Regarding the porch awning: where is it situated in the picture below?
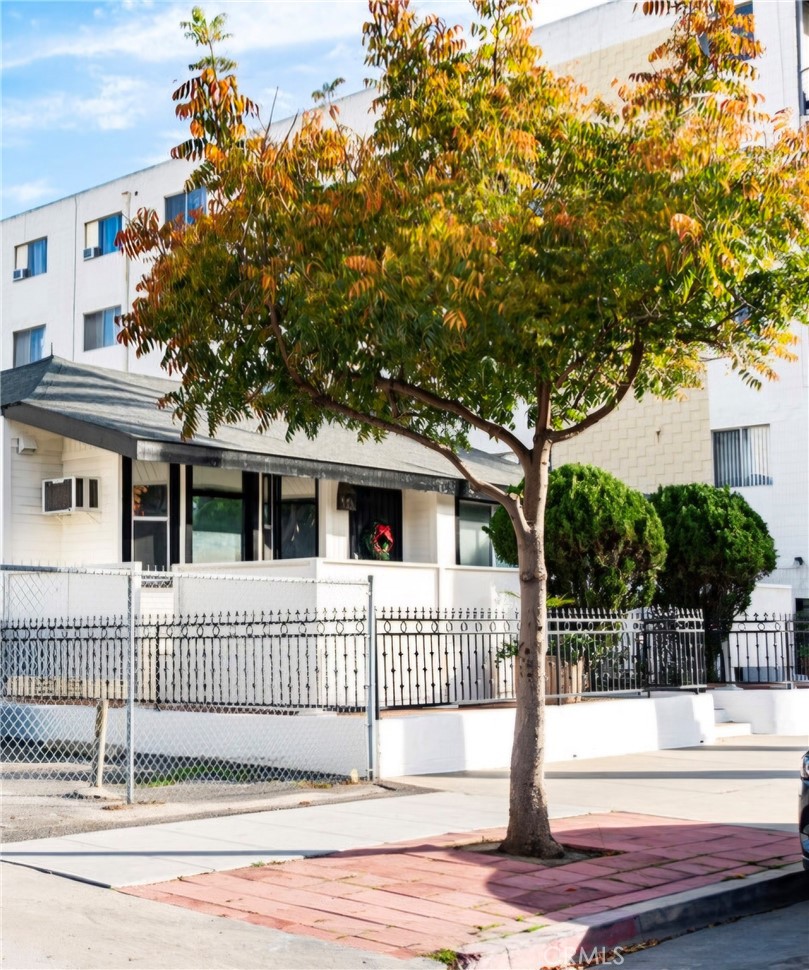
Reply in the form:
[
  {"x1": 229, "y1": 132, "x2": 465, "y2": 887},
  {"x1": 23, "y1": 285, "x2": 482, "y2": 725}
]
[{"x1": 1, "y1": 357, "x2": 522, "y2": 495}]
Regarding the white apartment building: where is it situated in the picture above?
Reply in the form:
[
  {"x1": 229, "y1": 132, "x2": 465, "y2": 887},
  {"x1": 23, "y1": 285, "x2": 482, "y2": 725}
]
[
  {"x1": 2, "y1": 1, "x2": 807, "y2": 610},
  {"x1": 544, "y1": 1, "x2": 809, "y2": 613}
]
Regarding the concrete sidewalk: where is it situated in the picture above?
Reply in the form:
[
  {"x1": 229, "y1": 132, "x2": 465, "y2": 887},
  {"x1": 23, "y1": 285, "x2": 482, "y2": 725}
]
[{"x1": 2, "y1": 737, "x2": 806, "y2": 968}]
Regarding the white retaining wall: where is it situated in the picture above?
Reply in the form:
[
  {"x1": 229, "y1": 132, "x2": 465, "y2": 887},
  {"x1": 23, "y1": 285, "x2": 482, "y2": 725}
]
[
  {"x1": 2, "y1": 568, "x2": 131, "y2": 620},
  {"x1": 1, "y1": 703, "x2": 368, "y2": 778},
  {"x1": 711, "y1": 687, "x2": 809, "y2": 736},
  {"x1": 13, "y1": 692, "x2": 804, "y2": 782},
  {"x1": 378, "y1": 694, "x2": 717, "y2": 776}
]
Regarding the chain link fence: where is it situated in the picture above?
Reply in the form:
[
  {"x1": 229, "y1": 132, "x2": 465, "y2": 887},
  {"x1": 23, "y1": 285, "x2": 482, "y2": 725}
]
[
  {"x1": 2, "y1": 565, "x2": 709, "y2": 806},
  {"x1": 1, "y1": 566, "x2": 373, "y2": 804}
]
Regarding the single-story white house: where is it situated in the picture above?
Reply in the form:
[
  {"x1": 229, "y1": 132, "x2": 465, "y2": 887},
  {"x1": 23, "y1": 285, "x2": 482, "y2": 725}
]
[{"x1": 1, "y1": 356, "x2": 522, "y2": 610}]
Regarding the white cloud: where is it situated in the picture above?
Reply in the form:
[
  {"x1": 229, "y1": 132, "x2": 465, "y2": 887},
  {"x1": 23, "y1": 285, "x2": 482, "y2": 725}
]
[
  {"x1": 2, "y1": 2, "x2": 371, "y2": 71},
  {"x1": 1, "y1": 1, "x2": 609, "y2": 76},
  {"x1": 3, "y1": 75, "x2": 155, "y2": 133},
  {"x1": 2, "y1": 177, "x2": 57, "y2": 207}
]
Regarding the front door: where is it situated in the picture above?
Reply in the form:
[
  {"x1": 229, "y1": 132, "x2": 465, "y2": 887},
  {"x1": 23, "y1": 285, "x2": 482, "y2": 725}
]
[{"x1": 349, "y1": 486, "x2": 403, "y2": 561}]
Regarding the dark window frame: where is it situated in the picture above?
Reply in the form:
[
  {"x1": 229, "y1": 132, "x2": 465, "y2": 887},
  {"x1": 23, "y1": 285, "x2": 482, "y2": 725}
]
[
  {"x1": 455, "y1": 496, "x2": 497, "y2": 567},
  {"x1": 347, "y1": 484, "x2": 402, "y2": 563},
  {"x1": 274, "y1": 476, "x2": 320, "y2": 560}
]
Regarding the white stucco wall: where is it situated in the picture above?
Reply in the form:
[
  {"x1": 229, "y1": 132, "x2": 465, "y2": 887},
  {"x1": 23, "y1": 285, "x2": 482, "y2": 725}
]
[
  {"x1": 2, "y1": 161, "x2": 197, "y2": 378},
  {"x1": 711, "y1": 687, "x2": 809, "y2": 736},
  {"x1": 708, "y1": 323, "x2": 809, "y2": 604},
  {"x1": 1, "y1": 693, "x2": 720, "y2": 782},
  {"x1": 378, "y1": 693, "x2": 717, "y2": 776},
  {"x1": 170, "y1": 558, "x2": 519, "y2": 614},
  {"x1": 747, "y1": 584, "x2": 795, "y2": 617}
]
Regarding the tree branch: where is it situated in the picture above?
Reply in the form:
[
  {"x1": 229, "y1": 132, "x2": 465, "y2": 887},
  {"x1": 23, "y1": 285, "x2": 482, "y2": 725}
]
[
  {"x1": 551, "y1": 339, "x2": 644, "y2": 442},
  {"x1": 266, "y1": 307, "x2": 512, "y2": 504},
  {"x1": 377, "y1": 376, "x2": 531, "y2": 465}
]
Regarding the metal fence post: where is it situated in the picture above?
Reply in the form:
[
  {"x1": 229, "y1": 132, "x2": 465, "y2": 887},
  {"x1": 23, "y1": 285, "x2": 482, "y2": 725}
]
[
  {"x1": 366, "y1": 575, "x2": 378, "y2": 781},
  {"x1": 125, "y1": 564, "x2": 141, "y2": 804}
]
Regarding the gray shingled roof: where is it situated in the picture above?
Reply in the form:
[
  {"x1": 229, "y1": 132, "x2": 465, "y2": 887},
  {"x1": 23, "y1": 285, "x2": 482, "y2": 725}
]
[{"x1": 1, "y1": 357, "x2": 521, "y2": 495}]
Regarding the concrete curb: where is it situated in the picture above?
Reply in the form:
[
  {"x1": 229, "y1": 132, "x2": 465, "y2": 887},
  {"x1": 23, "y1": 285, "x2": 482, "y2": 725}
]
[{"x1": 455, "y1": 864, "x2": 809, "y2": 969}]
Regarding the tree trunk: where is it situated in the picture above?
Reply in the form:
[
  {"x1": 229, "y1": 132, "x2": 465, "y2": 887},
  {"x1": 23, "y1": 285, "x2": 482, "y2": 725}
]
[{"x1": 499, "y1": 436, "x2": 564, "y2": 859}]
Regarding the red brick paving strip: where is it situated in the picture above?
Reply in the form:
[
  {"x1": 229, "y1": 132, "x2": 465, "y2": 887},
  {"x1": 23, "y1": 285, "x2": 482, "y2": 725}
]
[{"x1": 123, "y1": 813, "x2": 796, "y2": 961}]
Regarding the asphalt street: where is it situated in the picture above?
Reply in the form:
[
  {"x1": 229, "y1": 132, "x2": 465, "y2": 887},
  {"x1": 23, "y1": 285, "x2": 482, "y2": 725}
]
[{"x1": 616, "y1": 901, "x2": 809, "y2": 970}]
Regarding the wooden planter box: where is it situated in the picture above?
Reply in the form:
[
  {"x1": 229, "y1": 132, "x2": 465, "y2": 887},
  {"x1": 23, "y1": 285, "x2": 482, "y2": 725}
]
[
  {"x1": 494, "y1": 657, "x2": 586, "y2": 703},
  {"x1": 545, "y1": 657, "x2": 585, "y2": 703}
]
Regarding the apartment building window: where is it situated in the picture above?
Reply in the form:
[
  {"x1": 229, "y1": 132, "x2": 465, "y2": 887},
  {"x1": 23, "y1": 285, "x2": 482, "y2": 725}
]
[
  {"x1": 698, "y1": 3, "x2": 754, "y2": 60},
  {"x1": 84, "y1": 213, "x2": 122, "y2": 257},
  {"x1": 13, "y1": 326, "x2": 45, "y2": 366},
  {"x1": 13, "y1": 238, "x2": 47, "y2": 280},
  {"x1": 84, "y1": 306, "x2": 121, "y2": 351},
  {"x1": 733, "y1": 2, "x2": 754, "y2": 58},
  {"x1": 713, "y1": 425, "x2": 772, "y2": 487},
  {"x1": 165, "y1": 188, "x2": 206, "y2": 225}
]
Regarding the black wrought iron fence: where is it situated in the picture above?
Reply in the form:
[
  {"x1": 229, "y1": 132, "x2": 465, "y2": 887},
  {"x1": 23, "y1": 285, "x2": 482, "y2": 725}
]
[
  {"x1": 713, "y1": 613, "x2": 809, "y2": 685},
  {"x1": 3, "y1": 606, "x2": 708, "y2": 712},
  {"x1": 375, "y1": 606, "x2": 706, "y2": 708},
  {"x1": 641, "y1": 609, "x2": 706, "y2": 690},
  {"x1": 143, "y1": 611, "x2": 366, "y2": 710},
  {"x1": 1, "y1": 617, "x2": 130, "y2": 701},
  {"x1": 376, "y1": 608, "x2": 517, "y2": 708},
  {"x1": 2, "y1": 609, "x2": 367, "y2": 712}
]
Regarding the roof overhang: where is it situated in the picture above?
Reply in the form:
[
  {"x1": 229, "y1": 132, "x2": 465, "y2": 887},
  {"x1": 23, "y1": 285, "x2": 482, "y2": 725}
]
[{"x1": 1, "y1": 357, "x2": 520, "y2": 498}]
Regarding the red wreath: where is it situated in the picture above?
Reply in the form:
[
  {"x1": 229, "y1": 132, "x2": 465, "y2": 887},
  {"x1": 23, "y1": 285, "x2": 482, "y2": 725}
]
[{"x1": 364, "y1": 522, "x2": 394, "y2": 560}]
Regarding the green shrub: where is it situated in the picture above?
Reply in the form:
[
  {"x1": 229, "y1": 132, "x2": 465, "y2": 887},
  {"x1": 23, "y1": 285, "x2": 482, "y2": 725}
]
[
  {"x1": 650, "y1": 482, "x2": 776, "y2": 675},
  {"x1": 486, "y1": 464, "x2": 666, "y2": 611}
]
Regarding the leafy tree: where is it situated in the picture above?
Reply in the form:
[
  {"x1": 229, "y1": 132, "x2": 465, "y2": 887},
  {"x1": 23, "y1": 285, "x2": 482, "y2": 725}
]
[
  {"x1": 118, "y1": 1, "x2": 809, "y2": 856},
  {"x1": 487, "y1": 465, "x2": 666, "y2": 610},
  {"x1": 650, "y1": 483, "x2": 776, "y2": 677}
]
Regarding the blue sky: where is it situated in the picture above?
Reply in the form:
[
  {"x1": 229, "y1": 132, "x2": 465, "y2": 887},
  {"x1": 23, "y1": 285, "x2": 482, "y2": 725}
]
[{"x1": 1, "y1": 0, "x2": 609, "y2": 219}]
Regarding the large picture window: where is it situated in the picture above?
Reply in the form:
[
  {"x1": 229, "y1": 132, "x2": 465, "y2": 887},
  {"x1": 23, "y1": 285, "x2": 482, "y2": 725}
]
[
  {"x1": 189, "y1": 467, "x2": 244, "y2": 564},
  {"x1": 457, "y1": 499, "x2": 494, "y2": 567}
]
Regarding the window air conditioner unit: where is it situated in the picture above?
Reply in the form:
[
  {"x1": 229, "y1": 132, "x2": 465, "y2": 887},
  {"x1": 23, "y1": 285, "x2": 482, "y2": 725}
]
[
  {"x1": 42, "y1": 477, "x2": 100, "y2": 514},
  {"x1": 13, "y1": 268, "x2": 30, "y2": 281},
  {"x1": 83, "y1": 247, "x2": 102, "y2": 260}
]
